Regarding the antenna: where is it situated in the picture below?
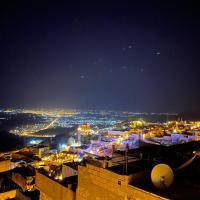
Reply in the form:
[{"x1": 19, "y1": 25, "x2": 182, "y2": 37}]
[
  {"x1": 151, "y1": 164, "x2": 174, "y2": 189},
  {"x1": 125, "y1": 144, "x2": 129, "y2": 174}
]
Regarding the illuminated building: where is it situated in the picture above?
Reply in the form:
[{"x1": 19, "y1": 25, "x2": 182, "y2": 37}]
[
  {"x1": 11, "y1": 166, "x2": 35, "y2": 192},
  {"x1": 77, "y1": 139, "x2": 200, "y2": 200},
  {"x1": 0, "y1": 171, "x2": 19, "y2": 200},
  {"x1": 193, "y1": 130, "x2": 200, "y2": 141},
  {"x1": 35, "y1": 169, "x2": 77, "y2": 200},
  {"x1": 31, "y1": 145, "x2": 50, "y2": 158},
  {"x1": 62, "y1": 162, "x2": 78, "y2": 178},
  {"x1": 78, "y1": 124, "x2": 93, "y2": 135},
  {"x1": 0, "y1": 168, "x2": 39, "y2": 200},
  {"x1": 0, "y1": 158, "x2": 15, "y2": 173},
  {"x1": 77, "y1": 164, "x2": 166, "y2": 200}
]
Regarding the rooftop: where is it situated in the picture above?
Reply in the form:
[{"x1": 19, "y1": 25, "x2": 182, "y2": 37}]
[
  {"x1": 37, "y1": 167, "x2": 78, "y2": 191},
  {"x1": 63, "y1": 161, "x2": 79, "y2": 170},
  {"x1": 128, "y1": 157, "x2": 200, "y2": 200},
  {"x1": 13, "y1": 166, "x2": 35, "y2": 178},
  {"x1": 107, "y1": 141, "x2": 200, "y2": 199},
  {"x1": 0, "y1": 171, "x2": 20, "y2": 193}
]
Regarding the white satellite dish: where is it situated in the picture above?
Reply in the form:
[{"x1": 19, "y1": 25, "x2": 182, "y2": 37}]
[{"x1": 151, "y1": 164, "x2": 174, "y2": 189}]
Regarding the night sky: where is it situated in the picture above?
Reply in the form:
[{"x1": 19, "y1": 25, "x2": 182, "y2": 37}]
[{"x1": 1, "y1": 1, "x2": 200, "y2": 113}]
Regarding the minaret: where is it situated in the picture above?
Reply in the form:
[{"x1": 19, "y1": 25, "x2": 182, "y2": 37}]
[{"x1": 77, "y1": 129, "x2": 81, "y2": 145}]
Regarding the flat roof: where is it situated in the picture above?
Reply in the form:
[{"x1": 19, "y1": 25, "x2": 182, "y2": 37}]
[
  {"x1": 129, "y1": 157, "x2": 200, "y2": 200},
  {"x1": 13, "y1": 166, "x2": 35, "y2": 177},
  {"x1": 107, "y1": 151, "x2": 200, "y2": 199},
  {"x1": 37, "y1": 168, "x2": 77, "y2": 190}
]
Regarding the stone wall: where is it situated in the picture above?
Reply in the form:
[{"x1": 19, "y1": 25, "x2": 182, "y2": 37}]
[
  {"x1": 77, "y1": 164, "x2": 168, "y2": 200},
  {"x1": 0, "y1": 190, "x2": 16, "y2": 200},
  {"x1": 35, "y1": 171, "x2": 75, "y2": 200}
]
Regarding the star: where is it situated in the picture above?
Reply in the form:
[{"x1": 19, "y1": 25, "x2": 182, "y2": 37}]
[
  {"x1": 128, "y1": 45, "x2": 132, "y2": 49},
  {"x1": 140, "y1": 68, "x2": 144, "y2": 73},
  {"x1": 122, "y1": 65, "x2": 127, "y2": 69},
  {"x1": 80, "y1": 75, "x2": 85, "y2": 79},
  {"x1": 122, "y1": 47, "x2": 126, "y2": 51}
]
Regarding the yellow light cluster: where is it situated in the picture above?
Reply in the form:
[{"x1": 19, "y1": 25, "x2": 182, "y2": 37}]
[
  {"x1": 129, "y1": 120, "x2": 145, "y2": 128},
  {"x1": 41, "y1": 152, "x2": 78, "y2": 165},
  {"x1": 23, "y1": 109, "x2": 79, "y2": 116}
]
